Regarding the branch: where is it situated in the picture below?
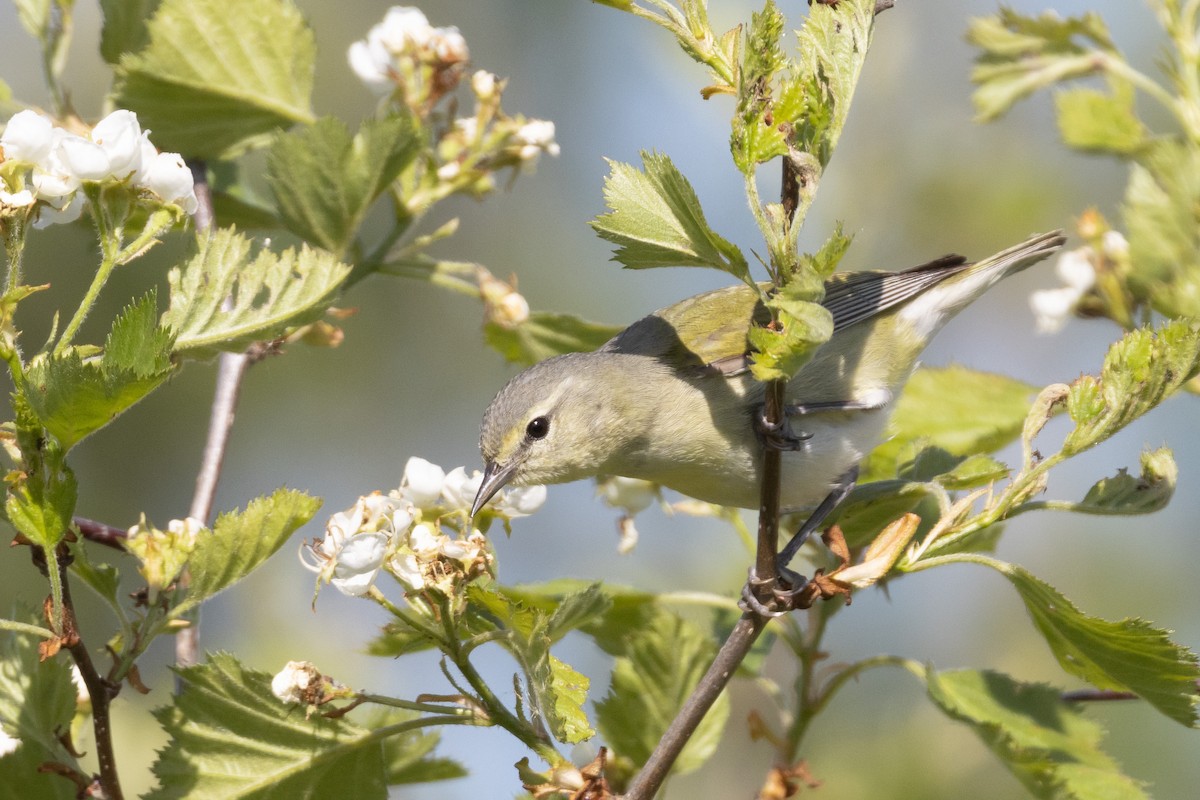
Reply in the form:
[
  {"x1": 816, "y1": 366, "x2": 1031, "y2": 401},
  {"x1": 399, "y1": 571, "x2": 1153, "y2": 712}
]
[
  {"x1": 175, "y1": 160, "x2": 252, "y2": 672},
  {"x1": 56, "y1": 548, "x2": 124, "y2": 800},
  {"x1": 73, "y1": 516, "x2": 128, "y2": 551}
]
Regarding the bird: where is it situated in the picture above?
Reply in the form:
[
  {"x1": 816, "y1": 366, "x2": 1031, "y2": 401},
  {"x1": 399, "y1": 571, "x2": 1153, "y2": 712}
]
[{"x1": 471, "y1": 231, "x2": 1065, "y2": 537}]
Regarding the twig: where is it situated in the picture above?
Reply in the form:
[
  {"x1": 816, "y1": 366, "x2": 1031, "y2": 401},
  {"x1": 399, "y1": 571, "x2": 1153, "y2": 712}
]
[
  {"x1": 623, "y1": 141, "x2": 804, "y2": 800},
  {"x1": 1060, "y1": 688, "x2": 1139, "y2": 703},
  {"x1": 175, "y1": 161, "x2": 251, "y2": 672},
  {"x1": 73, "y1": 516, "x2": 128, "y2": 551},
  {"x1": 624, "y1": 613, "x2": 769, "y2": 798},
  {"x1": 56, "y1": 549, "x2": 124, "y2": 800}
]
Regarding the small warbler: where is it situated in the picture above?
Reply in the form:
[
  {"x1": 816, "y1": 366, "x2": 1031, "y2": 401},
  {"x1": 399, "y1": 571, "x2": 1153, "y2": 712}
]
[{"x1": 471, "y1": 231, "x2": 1064, "y2": 520}]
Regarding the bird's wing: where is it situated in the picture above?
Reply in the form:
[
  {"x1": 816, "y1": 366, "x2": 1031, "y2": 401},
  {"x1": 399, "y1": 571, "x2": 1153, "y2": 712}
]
[{"x1": 604, "y1": 255, "x2": 972, "y2": 376}]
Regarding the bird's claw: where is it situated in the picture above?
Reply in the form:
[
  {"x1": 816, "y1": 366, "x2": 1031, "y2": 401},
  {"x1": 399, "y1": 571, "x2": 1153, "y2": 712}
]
[
  {"x1": 738, "y1": 565, "x2": 810, "y2": 617},
  {"x1": 755, "y1": 409, "x2": 811, "y2": 452}
]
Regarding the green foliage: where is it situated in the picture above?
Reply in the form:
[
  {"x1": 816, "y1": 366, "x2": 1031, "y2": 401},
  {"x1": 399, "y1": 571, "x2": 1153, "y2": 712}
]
[
  {"x1": 863, "y1": 365, "x2": 1037, "y2": 482},
  {"x1": 973, "y1": 558, "x2": 1200, "y2": 727},
  {"x1": 1055, "y1": 83, "x2": 1146, "y2": 155},
  {"x1": 968, "y1": 9, "x2": 1114, "y2": 122},
  {"x1": 1063, "y1": 320, "x2": 1200, "y2": 455},
  {"x1": 174, "y1": 489, "x2": 321, "y2": 617},
  {"x1": 484, "y1": 312, "x2": 622, "y2": 366},
  {"x1": 590, "y1": 152, "x2": 750, "y2": 282},
  {"x1": 22, "y1": 291, "x2": 175, "y2": 451},
  {"x1": 595, "y1": 610, "x2": 728, "y2": 775},
  {"x1": 149, "y1": 653, "x2": 442, "y2": 799},
  {"x1": 0, "y1": 616, "x2": 78, "y2": 800},
  {"x1": 163, "y1": 228, "x2": 351, "y2": 358},
  {"x1": 1067, "y1": 448, "x2": 1176, "y2": 516},
  {"x1": 925, "y1": 669, "x2": 1148, "y2": 799},
  {"x1": 1124, "y1": 142, "x2": 1200, "y2": 319},
  {"x1": 99, "y1": 0, "x2": 162, "y2": 63},
  {"x1": 4, "y1": 450, "x2": 76, "y2": 551},
  {"x1": 266, "y1": 115, "x2": 421, "y2": 257},
  {"x1": 115, "y1": 0, "x2": 316, "y2": 158}
]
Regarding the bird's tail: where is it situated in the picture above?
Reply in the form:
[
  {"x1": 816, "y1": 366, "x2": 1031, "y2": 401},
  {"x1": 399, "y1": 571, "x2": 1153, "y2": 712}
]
[{"x1": 896, "y1": 229, "x2": 1066, "y2": 340}]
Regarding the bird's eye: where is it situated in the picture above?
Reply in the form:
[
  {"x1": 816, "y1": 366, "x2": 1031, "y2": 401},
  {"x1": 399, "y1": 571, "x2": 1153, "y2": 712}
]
[{"x1": 525, "y1": 416, "x2": 550, "y2": 440}]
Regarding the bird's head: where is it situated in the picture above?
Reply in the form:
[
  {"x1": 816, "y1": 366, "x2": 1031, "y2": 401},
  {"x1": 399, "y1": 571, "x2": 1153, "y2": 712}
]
[{"x1": 472, "y1": 353, "x2": 640, "y2": 516}]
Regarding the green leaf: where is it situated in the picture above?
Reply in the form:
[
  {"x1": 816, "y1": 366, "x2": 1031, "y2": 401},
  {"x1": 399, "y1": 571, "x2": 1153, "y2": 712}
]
[
  {"x1": 149, "y1": 652, "x2": 389, "y2": 799},
  {"x1": 100, "y1": 0, "x2": 163, "y2": 63},
  {"x1": 484, "y1": 311, "x2": 622, "y2": 366},
  {"x1": 174, "y1": 489, "x2": 320, "y2": 616},
  {"x1": 365, "y1": 622, "x2": 437, "y2": 658},
  {"x1": 1063, "y1": 320, "x2": 1200, "y2": 455},
  {"x1": 790, "y1": 0, "x2": 875, "y2": 164},
  {"x1": 1066, "y1": 447, "x2": 1176, "y2": 515},
  {"x1": 0, "y1": 608, "x2": 78, "y2": 799},
  {"x1": 67, "y1": 537, "x2": 122, "y2": 608},
  {"x1": 545, "y1": 655, "x2": 594, "y2": 744},
  {"x1": 986, "y1": 558, "x2": 1200, "y2": 727},
  {"x1": 545, "y1": 582, "x2": 614, "y2": 641},
  {"x1": 1124, "y1": 141, "x2": 1200, "y2": 318},
  {"x1": 590, "y1": 152, "x2": 749, "y2": 280},
  {"x1": 834, "y1": 480, "x2": 936, "y2": 549},
  {"x1": 925, "y1": 668, "x2": 1149, "y2": 799},
  {"x1": 267, "y1": 115, "x2": 421, "y2": 257},
  {"x1": 863, "y1": 366, "x2": 1037, "y2": 481},
  {"x1": 164, "y1": 228, "x2": 351, "y2": 359},
  {"x1": 501, "y1": 579, "x2": 660, "y2": 656},
  {"x1": 114, "y1": 0, "x2": 316, "y2": 158},
  {"x1": 595, "y1": 611, "x2": 728, "y2": 774},
  {"x1": 968, "y1": 9, "x2": 1113, "y2": 122},
  {"x1": 1055, "y1": 83, "x2": 1145, "y2": 155},
  {"x1": 23, "y1": 294, "x2": 175, "y2": 450},
  {"x1": 5, "y1": 458, "x2": 76, "y2": 550}
]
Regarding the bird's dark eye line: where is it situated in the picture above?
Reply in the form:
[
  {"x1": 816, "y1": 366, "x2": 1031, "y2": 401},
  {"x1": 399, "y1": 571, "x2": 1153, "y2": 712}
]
[{"x1": 526, "y1": 416, "x2": 550, "y2": 440}]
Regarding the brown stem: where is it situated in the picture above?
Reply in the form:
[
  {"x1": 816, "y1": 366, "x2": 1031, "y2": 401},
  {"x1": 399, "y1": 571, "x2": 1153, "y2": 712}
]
[
  {"x1": 73, "y1": 516, "x2": 128, "y2": 551},
  {"x1": 57, "y1": 549, "x2": 124, "y2": 800},
  {"x1": 623, "y1": 144, "x2": 804, "y2": 800},
  {"x1": 1060, "y1": 689, "x2": 1139, "y2": 703},
  {"x1": 623, "y1": 614, "x2": 770, "y2": 799}
]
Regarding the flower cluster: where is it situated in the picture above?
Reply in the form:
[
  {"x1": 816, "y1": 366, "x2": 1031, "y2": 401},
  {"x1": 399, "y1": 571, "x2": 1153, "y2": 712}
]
[
  {"x1": 347, "y1": 6, "x2": 560, "y2": 193},
  {"x1": 348, "y1": 6, "x2": 469, "y2": 104},
  {"x1": 1031, "y1": 226, "x2": 1127, "y2": 334},
  {"x1": 0, "y1": 109, "x2": 198, "y2": 227},
  {"x1": 124, "y1": 515, "x2": 206, "y2": 590},
  {"x1": 596, "y1": 476, "x2": 661, "y2": 555},
  {"x1": 301, "y1": 457, "x2": 545, "y2": 599}
]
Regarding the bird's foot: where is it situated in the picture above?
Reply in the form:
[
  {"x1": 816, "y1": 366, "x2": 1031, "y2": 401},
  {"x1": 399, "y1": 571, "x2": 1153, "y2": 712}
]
[
  {"x1": 755, "y1": 407, "x2": 811, "y2": 451},
  {"x1": 738, "y1": 564, "x2": 810, "y2": 617}
]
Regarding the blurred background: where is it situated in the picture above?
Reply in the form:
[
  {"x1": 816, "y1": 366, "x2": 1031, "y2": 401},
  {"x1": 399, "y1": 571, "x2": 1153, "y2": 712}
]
[{"x1": 2, "y1": 1, "x2": 1196, "y2": 797}]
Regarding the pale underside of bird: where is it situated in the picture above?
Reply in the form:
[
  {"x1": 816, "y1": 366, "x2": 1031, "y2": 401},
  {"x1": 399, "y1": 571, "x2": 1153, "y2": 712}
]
[{"x1": 472, "y1": 231, "x2": 1065, "y2": 516}]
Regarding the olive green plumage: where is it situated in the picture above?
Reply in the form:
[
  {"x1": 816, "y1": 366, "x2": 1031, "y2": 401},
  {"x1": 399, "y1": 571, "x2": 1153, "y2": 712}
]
[{"x1": 472, "y1": 231, "x2": 1064, "y2": 513}]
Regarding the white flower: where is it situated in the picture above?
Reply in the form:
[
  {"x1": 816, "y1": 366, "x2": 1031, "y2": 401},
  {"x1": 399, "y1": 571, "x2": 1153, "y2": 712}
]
[
  {"x1": 514, "y1": 119, "x2": 560, "y2": 161},
  {"x1": 1031, "y1": 247, "x2": 1096, "y2": 334},
  {"x1": 454, "y1": 116, "x2": 479, "y2": 142},
  {"x1": 90, "y1": 110, "x2": 144, "y2": 179},
  {"x1": 0, "y1": 722, "x2": 19, "y2": 758},
  {"x1": 30, "y1": 128, "x2": 81, "y2": 201},
  {"x1": 0, "y1": 189, "x2": 35, "y2": 208},
  {"x1": 390, "y1": 552, "x2": 425, "y2": 590},
  {"x1": 442, "y1": 466, "x2": 484, "y2": 511},
  {"x1": 166, "y1": 516, "x2": 205, "y2": 546},
  {"x1": 348, "y1": 39, "x2": 394, "y2": 91},
  {"x1": 138, "y1": 150, "x2": 197, "y2": 213},
  {"x1": 597, "y1": 476, "x2": 658, "y2": 515},
  {"x1": 408, "y1": 522, "x2": 444, "y2": 558},
  {"x1": 271, "y1": 660, "x2": 321, "y2": 704},
  {"x1": 1101, "y1": 230, "x2": 1129, "y2": 259},
  {"x1": 471, "y1": 70, "x2": 497, "y2": 100},
  {"x1": 431, "y1": 26, "x2": 468, "y2": 63},
  {"x1": 33, "y1": 192, "x2": 84, "y2": 229},
  {"x1": 495, "y1": 484, "x2": 546, "y2": 517},
  {"x1": 391, "y1": 503, "x2": 415, "y2": 534},
  {"x1": 0, "y1": 110, "x2": 55, "y2": 163},
  {"x1": 436, "y1": 161, "x2": 461, "y2": 181},
  {"x1": 375, "y1": 6, "x2": 433, "y2": 51},
  {"x1": 616, "y1": 515, "x2": 639, "y2": 556},
  {"x1": 330, "y1": 531, "x2": 389, "y2": 596},
  {"x1": 400, "y1": 456, "x2": 446, "y2": 508}
]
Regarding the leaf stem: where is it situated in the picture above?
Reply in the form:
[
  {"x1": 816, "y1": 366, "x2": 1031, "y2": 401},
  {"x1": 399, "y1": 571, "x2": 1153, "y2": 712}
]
[
  {"x1": 0, "y1": 618, "x2": 57, "y2": 638},
  {"x1": 54, "y1": 249, "x2": 117, "y2": 355}
]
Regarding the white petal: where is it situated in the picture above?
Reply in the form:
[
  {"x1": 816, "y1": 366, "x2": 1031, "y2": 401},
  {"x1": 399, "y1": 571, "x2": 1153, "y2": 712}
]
[
  {"x1": 442, "y1": 466, "x2": 484, "y2": 511},
  {"x1": 91, "y1": 110, "x2": 144, "y2": 178},
  {"x1": 348, "y1": 40, "x2": 393, "y2": 90},
  {"x1": 401, "y1": 456, "x2": 446, "y2": 508},
  {"x1": 1054, "y1": 248, "x2": 1097, "y2": 292},
  {"x1": 390, "y1": 552, "x2": 425, "y2": 591},
  {"x1": 408, "y1": 522, "x2": 443, "y2": 558},
  {"x1": 58, "y1": 134, "x2": 111, "y2": 181},
  {"x1": 0, "y1": 110, "x2": 55, "y2": 163},
  {"x1": 0, "y1": 189, "x2": 35, "y2": 208},
  {"x1": 32, "y1": 192, "x2": 84, "y2": 229},
  {"x1": 376, "y1": 6, "x2": 432, "y2": 50},
  {"x1": 597, "y1": 476, "x2": 657, "y2": 514},
  {"x1": 1030, "y1": 287, "x2": 1081, "y2": 334},
  {"x1": 140, "y1": 151, "x2": 196, "y2": 210},
  {"x1": 497, "y1": 484, "x2": 546, "y2": 517}
]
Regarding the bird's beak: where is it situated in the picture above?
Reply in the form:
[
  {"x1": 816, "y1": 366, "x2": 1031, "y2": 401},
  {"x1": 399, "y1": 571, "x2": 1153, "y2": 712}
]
[{"x1": 471, "y1": 459, "x2": 518, "y2": 518}]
